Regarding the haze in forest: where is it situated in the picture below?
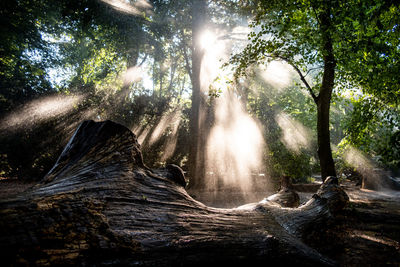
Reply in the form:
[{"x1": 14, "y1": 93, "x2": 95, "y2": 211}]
[{"x1": 0, "y1": 0, "x2": 399, "y2": 206}]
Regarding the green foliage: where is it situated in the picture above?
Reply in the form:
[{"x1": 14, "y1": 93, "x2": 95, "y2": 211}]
[
  {"x1": 232, "y1": 0, "x2": 400, "y2": 96},
  {"x1": 245, "y1": 79, "x2": 319, "y2": 182},
  {"x1": 0, "y1": 0, "x2": 193, "y2": 179},
  {"x1": 335, "y1": 1, "x2": 400, "y2": 104},
  {"x1": 0, "y1": 0, "x2": 55, "y2": 113},
  {"x1": 230, "y1": 0, "x2": 400, "y2": 180},
  {"x1": 343, "y1": 96, "x2": 400, "y2": 171},
  {"x1": 231, "y1": 0, "x2": 324, "y2": 85}
]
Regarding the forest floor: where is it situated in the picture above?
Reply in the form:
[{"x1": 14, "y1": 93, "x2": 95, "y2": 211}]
[
  {"x1": 311, "y1": 180, "x2": 400, "y2": 266},
  {"x1": 1, "y1": 178, "x2": 399, "y2": 266}
]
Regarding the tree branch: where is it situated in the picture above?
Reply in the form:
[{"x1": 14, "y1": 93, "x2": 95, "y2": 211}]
[
  {"x1": 273, "y1": 55, "x2": 319, "y2": 103},
  {"x1": 305, "y1": 66, "x2": 323, "y2": 77},
  {"x1": 138, "y1": 53, "x2": 148, "y2": 67}
]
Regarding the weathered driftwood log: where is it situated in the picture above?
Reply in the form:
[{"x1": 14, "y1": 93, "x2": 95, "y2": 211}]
[{"x1": 0, "y1": 120, "x2": 348, "y2": 266}]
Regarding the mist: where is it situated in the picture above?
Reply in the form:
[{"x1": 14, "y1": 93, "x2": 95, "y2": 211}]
[{"x1": 1, "y1": 0, "x2": 398, "y2": 205}]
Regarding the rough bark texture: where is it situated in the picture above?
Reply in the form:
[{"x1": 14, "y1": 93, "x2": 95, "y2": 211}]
[
  {"x1": 0, "y1": 120, "x2": 348, "y2": 266},
  {"x1": 188, "y1": 0, "x2": 207, "y2": 188},
  {"x1": 266, "y1": 176, "x2": 300, "y2": 208},
  {"x1": 316, "y1": 6, "x2": 337, "y2": 181}
]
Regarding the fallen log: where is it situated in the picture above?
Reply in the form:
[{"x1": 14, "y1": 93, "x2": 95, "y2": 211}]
[
  {"x1": 0, "y1": 120, "x2": 348, "y2": 266},
  {"x1": 265, "y1": 175, "x2": 300, "y2": 208}
]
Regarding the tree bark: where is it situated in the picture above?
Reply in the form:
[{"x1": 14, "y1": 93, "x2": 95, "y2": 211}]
[
  {"x1": 188, "y1": 0, "x2": 208, "y2": 188},
  {"x1": 316, "y1": 6, "x2": 337, "y2": 181},
  {"x1": 266, "y1": 176, "x2": 300, "y2": 208},
  {"x1": 0, "y1": 120, "x2": 348, "y2": 266}
]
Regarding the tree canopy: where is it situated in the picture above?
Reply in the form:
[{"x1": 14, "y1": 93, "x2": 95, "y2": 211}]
[
  {"x1": 230, "y1": 0, "x2": 400, "y2": 179},
  {"x1": 0, "y1": 0, "x2": 399, "y2": 185}
]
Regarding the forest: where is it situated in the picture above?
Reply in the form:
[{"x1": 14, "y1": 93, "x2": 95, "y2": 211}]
[{"x1": 0, "y1": 0, "x2": 399, "y2": 266}]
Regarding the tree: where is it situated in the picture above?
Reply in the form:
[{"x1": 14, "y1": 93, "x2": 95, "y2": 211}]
[
  {"x1": 187, "y1": 0, "x2": 208, "y2": 188},
  {"x1": 0, "y1": 0, "x2": 192, "y2": 178},
  {"x1": 231, "y1": 0, "x2": 400, "y2": 181},
  {"x1": 180, "y1": 0, "x2": 251, "y2": 187},
  {"x1": 246, "y1": 82, "x2": 319, "y2": 182},
  {"x1": 0, "y1": 0, "x2": 55, "y2": 113},
  {"x1": 0, "y1": 0, "x2": 148, "y2": 178}
]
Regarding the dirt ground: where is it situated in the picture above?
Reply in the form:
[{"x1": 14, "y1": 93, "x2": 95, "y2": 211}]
[
  {"x1": 309, "y1": 180, "x2": 400, "y2": 266},
  {"x1": 1, "y1": 178, "x2": 399, "y2": 266},
  {"x1": 189, "y1": 180, "x2": 400, "y2": 266}
]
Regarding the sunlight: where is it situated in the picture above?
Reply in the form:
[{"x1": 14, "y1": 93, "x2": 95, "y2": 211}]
[
  {"x1": 205, "y1": 91, "x2": 267, "y2": 193},
  {"x1": 132, "y1": 125, "x2": 144, "y2": 136},
  {"x1": 343, "y1": 147, "x2": 373, "y2": 176},
  {"x1": 149, "y1": 113, "x2": 171, "y2": 146},
  {"x1": 275, "y1": 112, "x2": 313, "y2": 153},
  {"x1": 259, "y1": 61, "x2": 294, "y2": 90},
  {"x1": 161, "y1": 111, "x2": 182, "y2": 161},
  {"x1": 122, "y1": 66, "x2": 143, "y2": 86},
  {"x1": 137, "y1": 125, "x2": 151, "y2": 145},
  {"x1": 133, "y1": 110, "x2": 182, "y2": 162},
  {"x1": 231, "y1": 25, "x2": 251, "y2": 39},
  {"x1": 148, "y1": 110, "x2": 181, "y2": 146},
  {"x1": 195, "y1": 26, "x2": 270, "y2": 196},
  {"x1": 199, "y1": 28, "x2": 230, "y2": 94},
  {"x1": 199, "y1": 30, "x2": 217, "y2": 51},
  {"x1": 343, "y1": 146, "x2": 386, "y2": 190},
  {"x1": 352, "y1": 231, "x2": 398, "y2": 247},
  {"x1": 99, "y1": 0, "x2": 152, "y2": 16},
  {"x1": 0, "y1": 94, "x2": 83, "y2": 131}
]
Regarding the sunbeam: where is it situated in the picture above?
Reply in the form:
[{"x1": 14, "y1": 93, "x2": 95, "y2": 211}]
[
  {"x1": 258, "y1": 61, "x2": 294, "y2": 90},
  {"x1": 0, "y1": 94, "x2": 83, "y2": 132},
  {"x1": 205, "y1": 91, "x2": 266, "y2": 194},
  {"x1": 199, "y1": 28, "x2": 228, "y2": 94},
  {"x1": 199, "y1": 30, "x2": 217, "y2": 50},
  {"x1": 148, "y1": 110, "x2": 181, "y2": 146},
  {"x1": 160, "y1": 111, "x2": 182, "y2": 161},
  {"x1": 194, "y1": 26, "x2": 270, "y2": 198},
  {"x1": 275, "y1": 112, "x2": 313, "y2": 153},
  {"x1": 122, "y1": 66, "x2": 144, "y2": 86},
  {"x1": 99, "y1": 0, "x2": 152, "y2": 16},
  {"x1": 343, "y1": 146, "x2": 390, "y2": 190}
]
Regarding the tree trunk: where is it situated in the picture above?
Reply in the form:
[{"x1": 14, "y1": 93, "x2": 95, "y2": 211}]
[
  {"x1": 0, "y1": 120, "x2": 349, "y2": 266},
  {"x1": 317, "y1": 92, "x2": 336, "y2": 181},
  {"x1": 188, "y1": 0, "x2": 207, "y2": 188},
  {"x1": 317, "y1": 6, "x2": 337, "y2": 182}
]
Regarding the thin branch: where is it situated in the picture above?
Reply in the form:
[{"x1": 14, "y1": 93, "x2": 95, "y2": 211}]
[
  {"x1": 138, "y1": 54, "x2": 148, "y2": 67},
  {"x1": 293, "y1": 65, "x2": 319, "y2": 103},
  {"x1": 305, "y1": 66, "x2": 323, "y2": 77},
  {"x1": 273, "y1": 54, "x2": 318, "y2": 103},
  {"x1": 311, "y1": 6, "x2": 321, "y2": 28}
]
